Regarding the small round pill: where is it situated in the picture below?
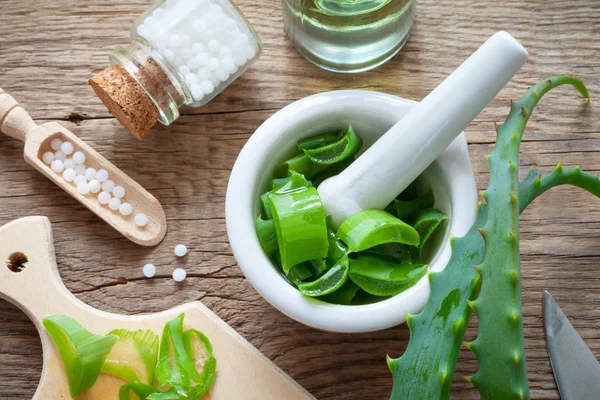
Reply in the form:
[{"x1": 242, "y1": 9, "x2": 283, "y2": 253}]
[
  {"x1": 54, "y1": 150, "x2": 66, "y2": 162},
  {"x1": 108, "y1": 197, "x2": 121, "y2": 210},
  {"x1": 77, "y1": 182, "x2": 90, "y2": 195},
  {"x1": 113, "y1": 186, "x2": 125, "y2": 199},
  {"x1": 84, "y1": 168, "x2": 97, "y2": 180},
  {"x1": 73, "y1": 151, "x2": 86, "y2": 164},
  {"x1": 196, "y1": 52, "x2": 209, "y2": 65},
  {"x1": 185, "y1": 72, "x2": 197, "y2": 84},
  {"x1": 143, "y1": 263, "x2": 156, "y2": 278},
  {"x1": 221, "y1": 57, "x2": 235, "y2": 72},
  {"x1": 219, "y1": 46, "x2": 232, "y2": 58},
  {"x1": 50, "y1": 138, "x2": 63, "y2": 151},
  {"x1": 214, "y1": 68, "x2": 229, "y2": 82},
  {"x1": 173, "y1": 268, "x2": 186, "y2": 282},
  {"x1": 190, "y1": 84, "x2": 204, "y2": 100},
  {"x1": 98, "y1": 192, "x2": 111, "y2": 205},
  {"x1": 88, "y1": 179, "x2": 101, "y2": 193},
  {"x1": 174, "y1": 244, "x2": 188, "y2": 257},
  {"x1": 135, "y1": 213, "x2": 148, "y2": 227},
  {"x1": 192, "y1": 42, "x2": 204, "y2": 53},
  {"x1": 207, "y1": 57, "x2": 220, "y2": 71},
  {"x1": 63, "y1": 168, "x2": 76, "y2": 182},
  {"x1": 42, "y1": 152, "x2": 55, "y2": 165},
  {"x1": 180, "y1": 47, "x2": 193, "y2": 60},
  {"x1": 102, "y1": 180, "x2": 115, "y2": 193},
  {"x1": 200, "y1": 80, "x2": 214, "y2": 95},
  {"x1": 96, "y1": 169, "x2": 109, "y2": 182},
  {"x1": 179, "y1": 65, "x2": 190, "y2": 75},
  {"x1": 51, "y1": 160, "x2": 64, "y2": 173},
  {"x1": 61, "y1": 141, "x2": 74, "y2": 155},
  {"x1": 119, "y1": 202, "x2": 133, "y2": 216},
  {"x1": 74, "y1": 175, "x2": 87, "y2": 186},
  {"x1": 75, "y1": 164, "x2": 86, "y2": 176},
  {"x1": 63, "y1": 158, "x2": 75, "y2": 170}
]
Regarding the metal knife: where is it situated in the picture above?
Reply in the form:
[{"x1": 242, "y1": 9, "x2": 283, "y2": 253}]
[{"x1": 543, "y1": 291, "x2": 600, "y2": 399}]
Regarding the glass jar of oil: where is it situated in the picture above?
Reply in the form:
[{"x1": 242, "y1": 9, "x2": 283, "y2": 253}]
[{"x1": 283, "y1": 0, "x2": 415, "y2": 73}]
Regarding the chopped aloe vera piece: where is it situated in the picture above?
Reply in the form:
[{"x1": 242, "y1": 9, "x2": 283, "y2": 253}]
[
  {"x1": 305, "y1": 258, "x2": 329, "y2": 277},
  {"x1": 269, "y1": 187, "x2": 328, "y2": 273},
  {"x1": 301, "y1": 125, "x2": 363, "y2": 165},
  {"x1": 297, "y1": 257, "x2": 349, "y2": 297},
  {"x1": 260, "y1": 192, "x2": 273, "y2": 219},
  {"x1": 287, "y1": 263, "x2": 313, "y2": 284},
  {"x1": 348, "y1": 255, "x2": 428, "y2": 296},
  {"x1": 101, "y1": 328, "x2": 159, "y2": 385},
  {"x1": 321, "y1": 280, "x2": 361, "y2": 305},
  {"x1": 361, "y1": 243, "x2": 413, "y2": 264},
  {"x1": 255, "y1": 217, "x2": 278, "y2": 255},
  {"x1": 147, "y1": 388, "x2": 180, "y2": 399},
  {"x1": 297, "y1": 129, "x2": 345, "y2": 150},
  {"x1": 273, "y1": 154, "x2": 327, "y2": 179},
  {"x1": 411, "y1": 208, "x2": 448, "y2": 258},
  {"x1": 393, "y1": 187, "x2": 434, "y2": 222},
  {"x1": 271, "y1": 170, "x2": 311, "y2": 194},
  {"x1": 155, "y1": 314, "x2": 201, "y2": 396},
  {"x1": 119, "y1": 381, "x2": 160, "y2": 400},
  {"x1": 42, "y1": 315, "x2": 118, "y2": 397},
  {"x1": 337, "y1": 209, "x2": 420, "y2": 252},
  {"x1": 183, "y1": 329, "x2": 217, "y2": 398},
  {"x1": 312, "y1": 157, "x2": 355, "y2": 187}
]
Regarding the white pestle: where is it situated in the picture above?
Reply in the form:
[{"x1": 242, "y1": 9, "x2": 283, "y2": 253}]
[{"x1": 318, "y1": 31, "x2": 529, "y2": 227}]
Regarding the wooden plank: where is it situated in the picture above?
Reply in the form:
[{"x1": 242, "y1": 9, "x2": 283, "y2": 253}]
[{"x1": 0, "y1": 0, "x2": 599, "y2": 399}]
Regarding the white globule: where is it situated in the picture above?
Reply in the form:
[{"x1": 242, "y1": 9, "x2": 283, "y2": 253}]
[
  {"x1": 54, "y1": 150, "x2": 66, "y2": 162},
  {"x1": 173, "y1": 268, "x2": 187, "y2": 282},
  {"x1": 75, "y1": 164, "x2": 86, "y2": 176},
  {"x1": 51, "y1": 160, "x2": 64, "y2": 173},
  {"x1": 63, "y1": 158, "x2": 75, "y2": 170},
  {"x1": 84, "y1": 168, "x2": 97, "y2": 180},
  {"x1": 135, "y1": 213, "x2": 148, "y2": 227},
  {"x1": 73, "y1": 151, "x2": 86, "y2": 164},
  {"x1": 174, "y1": 244, "x2": 188, "y2": 257},
  {"x1": 50, "y1": 138, "x2": 63, "y2": 151},
  {"x1": 74, "y1": 175, "x2": 87, "y2": 186},
  {"x1": 102, "y1": 180, "x2": 115, "y2": 193},
  {"x1": 143, "y1": 263, "x2": 156, "y2": 278},
  {"x1": 88, "y1": 179, "x2": 101, "y2": 193},
  {"x1": 119, "y1": 202, "x2": 133, "y2": 216},
  {"x1": 200, "y1": 80, "x2": 214, "y2": 95},
  {"x1": 96, "y1": 169, "x2": 109, "y2": 182},
  {"x1": 136, "y1": 0, "x2": 259, "y2": 102},
  {"x1": 42, "y1": 152, "x2": 55, "y2": 165},
  {"x1": 113, "y1": 186, "x2": 126, "y2": 199},
  {"x1": 77, "y1": 182, "x2": 90, "y2": 195},
  {"x1": 109, "y1": 197, "x2": 121, "y2": 210},
  {"x1": 63, "y1": 168, "x2": 76, "y2": 182},
  {"x1": 61, "y1": 141, "x2": 74, "y2": 155},
  {"x1": 98, "y1": 192, "x2": 111, "y2": 205}
]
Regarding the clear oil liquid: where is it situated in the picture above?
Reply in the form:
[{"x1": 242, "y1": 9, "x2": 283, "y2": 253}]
[{"x1": 283, "y1": 0, "x2": 415, "y2": 72}]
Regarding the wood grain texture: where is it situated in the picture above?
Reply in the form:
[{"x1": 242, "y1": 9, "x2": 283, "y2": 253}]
[{"x1": 0, "y1": 0, "x2": 599, "y2": 399}]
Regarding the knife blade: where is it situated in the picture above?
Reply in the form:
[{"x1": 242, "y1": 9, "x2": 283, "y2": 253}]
[{"x1": 543, "y1": 291, "x2": 600, "y2": 400}]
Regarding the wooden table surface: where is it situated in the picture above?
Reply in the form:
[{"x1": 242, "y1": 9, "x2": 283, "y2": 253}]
[{"x1": 1, "y1": 0, "x2": 599, "y2": 398}]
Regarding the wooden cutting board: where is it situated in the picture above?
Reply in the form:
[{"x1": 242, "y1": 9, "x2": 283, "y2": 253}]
[{"x1": 0, "y1": 216, "x2": 314, "y2": 400}]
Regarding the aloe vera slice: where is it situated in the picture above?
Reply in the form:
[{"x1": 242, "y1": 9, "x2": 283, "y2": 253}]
[
  {"x1": 327, "y1": 225, "x2": 348, "y2": 265},
  {"x1": 269, "y1": 187, "x2": 328, "y2": 273},
  {"x1": 312, "y1": 157, "x2": 355, "y2": 188},
  {"x1": 273, "y1": 154, "x2": 328, "y2": 179},
  {"x1": 101, "y1": 328, "x2": 159, "y2": 385},
  {"x1": 337, "y1": 209, "x2": 420, "y2": 252},
  {"x1": 321, "y1": 280, "x2": 361, "y2": 305},
  {"x1": 361, "y1": 243, "x2": 413, "y2": 264},
  {"x1": 155, "y1": 314, "x2": 201, "y2": 396},
  {"x1": 411, "y1": 208, "x2": 448, "y2": 259},
  {"x1": 119, "y1": 381, "x2": 160, "y2": 400},
  {"x1": 183, "y1": 329, "x2": 217, "y2": 398},
  {"x1": 297, "y1": 129, "x2": 345, "y2": 150},
  {"x1": 301, "y1": 125, "x2": 363, "y2": 165},
  {"x1": 297, "y1": 257, "x2": 349, "y2": 297},
  {"x1": 42, "y1": 315, "x2": 118, "y2": 397},
  {"x1": 393, "y1": 188, "x2": 434, "y2": 222},
  {"x1": 255, "y1": 217, "x2": 278, "y2": 255},
  {"x1": 262, "y1": 171, "x2": 312, "y2": 220},
  {"x1": 305, "y1": 258, "x2": 329, "y2": 277},
  {"x1": 348, "y1": 255, "x2": 428, "y2": 296}
]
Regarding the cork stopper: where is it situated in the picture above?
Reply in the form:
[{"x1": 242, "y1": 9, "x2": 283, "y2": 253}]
[{"x1": 89, "y1": 65, "x2": 159, "y2": 139}]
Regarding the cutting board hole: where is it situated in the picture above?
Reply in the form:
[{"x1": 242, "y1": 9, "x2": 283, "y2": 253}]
[{"x1": 6, "y1": 252, "x2": 28, "y2": 273}]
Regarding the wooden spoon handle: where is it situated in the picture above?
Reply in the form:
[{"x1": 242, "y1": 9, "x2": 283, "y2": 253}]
[{"x1": 0, "y1": 87, "x2": 38, "y2": 142}]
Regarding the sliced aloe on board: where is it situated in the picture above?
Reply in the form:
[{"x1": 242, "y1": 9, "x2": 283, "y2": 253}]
[
  {"x1": 42, "y1": 315, "x2": 118, "y2": 397},
  {"x1": 101, "y1": 328, "x2": 159, "y2": 385}
]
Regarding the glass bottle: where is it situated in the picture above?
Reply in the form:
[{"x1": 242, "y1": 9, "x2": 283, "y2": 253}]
[{"x1": 90, "y1": 0, "x2": 262, "y2": 139}]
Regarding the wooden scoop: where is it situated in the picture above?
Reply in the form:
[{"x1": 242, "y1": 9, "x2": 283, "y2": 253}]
[
  {"x1": 0, "y1": 88, "x2": 166, "y2": 246},
  {"x1": 0, "y1": 216, "x2": 314, "y2": 399}
]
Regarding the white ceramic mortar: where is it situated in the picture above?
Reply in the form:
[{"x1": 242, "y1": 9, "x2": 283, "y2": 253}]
[{"x1": 225, "y1": 90, "x2": 478, "y2": 333}]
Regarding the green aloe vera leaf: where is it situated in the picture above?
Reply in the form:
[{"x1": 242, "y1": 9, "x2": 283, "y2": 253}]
[
  {"x1": 101, "y1": 328, "x2": 159, "y2": 385},
  {"x1": 273, "y1": 154, "x2": 327, "y2": 179},
  {"x1": 306, "y1": 258, "x2": 329, "y2": 277},
  {"x1": 411, "y1": 208, "x2": 448, "y2": 259},
  {"x1": 466, "y1": 77, "x2": 588, "y2": 400},
  {"x1": 42, "y1": 315, "x2": 118, "y2": 397},
  {"x1": 389, "y1": 162, "x2": 600, "y2": 400},
  {"x1": 255, "y1": 217, "x2": 278, "y2": 255},
  {"x1": 312, "y1": 157, "x2": 355, "y2": 188},
  {"x1": 297, "y1": 257, "x2": 349, "y2": 297},
  {"x1": 146, "y1": 388, "x2": 180, "y2": 399},
  {"x1": 260, "y1": 192, "x2": 273, "y2": 219},
  {"x1": 320, "y1": 280, "x2": 361, "y2": 305},
  {"x1": 327, "y1": 225, "x2": 348, "y2": 265},
  {"x1": 271, "y1": 170, "x2": 312, "y2": 194},
  {"x1": 287, "y1": 263, "x2": 314, "y2": 284},
  {"x1": 394, "y1": 188, "x2": 434, "y2": 222},
  {"x1": 183, "y1": 329, "x2": 217, "y2": 397},
  {"x1": 348, "y1": 254, "x2": 427, "y2": 296},
  {"x1": 297, "y1": 129, "x2": 345, "y2": 150},
  {"x1": 119, "y1": 382, "x2": 160, "y2": 400},
  {"x1": 155, "y1": 314, "x2": 201, "y2": 396},
  {"x1": 337, "y1": 209, "x2": 420, "y2": 252},
  {"x1": 361, "y1": 243, "x2": 413, "y2": 264},
  {"x1": 301, "y1": 125, "x2": 363, "y2": 165},
  {"x1": 269, "y1": 187, "x2": 329, "y2": 273}
]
